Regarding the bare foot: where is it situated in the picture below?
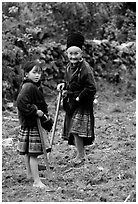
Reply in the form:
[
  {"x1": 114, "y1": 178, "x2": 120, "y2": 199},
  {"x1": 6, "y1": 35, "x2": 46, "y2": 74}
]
[
  {"x1": 26, "y1": 174, "x2": 33, "y2": 180},
  {"x1": 33, "y1": 182, "x2": 54, "y2": 191},
  {"x1": 70, "y1": 157, "x2": 85, "y2": 166},
  {"x1": 72, "y1": 157, "x2": 85, "y2": 163}
]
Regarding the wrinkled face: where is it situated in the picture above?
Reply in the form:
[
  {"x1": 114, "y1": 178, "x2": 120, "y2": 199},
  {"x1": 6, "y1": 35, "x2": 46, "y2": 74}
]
[
  {"x1": 26, "y1": 66, "x2": 41, "y2": 83},
  {"x1": 66, "y1": 46, "x2": 82, "y2": 64}
]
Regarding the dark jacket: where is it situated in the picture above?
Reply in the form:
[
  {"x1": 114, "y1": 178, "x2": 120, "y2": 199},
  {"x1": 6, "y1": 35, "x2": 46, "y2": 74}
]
[
  {"x1": 63, "y1": 60, "x2": 96, "y2": 114},
  {"x1": 17, "y1": 79, "x2": 48, "y2": 127}
]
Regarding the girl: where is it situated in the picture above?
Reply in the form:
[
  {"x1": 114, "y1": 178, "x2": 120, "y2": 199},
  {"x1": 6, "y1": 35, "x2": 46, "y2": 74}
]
[
  {"x1": 17, "y1": 61, "x2": 52, "y2": 190},
  {"x1": 57, "y1": 32, "x2": 96, "y2": 165}
]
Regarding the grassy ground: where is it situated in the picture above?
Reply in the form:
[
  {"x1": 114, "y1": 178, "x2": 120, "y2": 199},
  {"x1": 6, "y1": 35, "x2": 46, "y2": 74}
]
[{"x1": 2, "y1": 81, "x2": 136, "y2": 202}]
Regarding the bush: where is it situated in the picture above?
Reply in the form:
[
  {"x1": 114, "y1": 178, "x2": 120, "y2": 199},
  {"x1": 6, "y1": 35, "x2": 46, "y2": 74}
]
[
  {"x1": 2, "y1": 2, "x2": 136, "y2": 105},
  {"x1": 2, "y1": 38, "x2": 136, "y2": 103}
]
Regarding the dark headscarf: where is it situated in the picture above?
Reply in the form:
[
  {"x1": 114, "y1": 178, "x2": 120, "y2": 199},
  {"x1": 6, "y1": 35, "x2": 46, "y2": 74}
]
[{"x1": 67, "y1": 32, "x2": 84, "y2": 49}]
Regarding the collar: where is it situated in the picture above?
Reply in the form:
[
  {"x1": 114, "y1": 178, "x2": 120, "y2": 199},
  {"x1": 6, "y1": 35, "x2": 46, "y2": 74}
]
[
  {"x1": 70, "y1": 59, "x2": 83, "y2": 70},
  {"x1": 23, "y1": 78, "x2": 41, "y2": 87}
]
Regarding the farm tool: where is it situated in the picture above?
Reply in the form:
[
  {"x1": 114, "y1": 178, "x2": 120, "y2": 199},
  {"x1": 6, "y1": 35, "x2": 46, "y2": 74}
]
[
  {"x1": 37, "y1": 90, "x2": 62, "y2": 172},
  {"x1": 50, "y1": 89, "x2": 62, "y2": 150}
]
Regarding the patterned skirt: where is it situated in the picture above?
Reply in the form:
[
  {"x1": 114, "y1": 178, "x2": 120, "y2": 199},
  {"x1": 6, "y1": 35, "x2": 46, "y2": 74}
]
[
  {"x1": 17, "y1": 126, "x2": 43, "y2": 156},
  {"x1": 63, "y1": 107, "x2": 95, "y2": 146},
  {"x1": 71, "y1": 110, "x2": 93, "y2": 137}
]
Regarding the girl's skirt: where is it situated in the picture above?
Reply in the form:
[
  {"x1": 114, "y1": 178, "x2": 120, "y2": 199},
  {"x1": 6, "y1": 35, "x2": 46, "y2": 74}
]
[{"x1": 17, "y1": 126, "x2": 43, "y2": 156}]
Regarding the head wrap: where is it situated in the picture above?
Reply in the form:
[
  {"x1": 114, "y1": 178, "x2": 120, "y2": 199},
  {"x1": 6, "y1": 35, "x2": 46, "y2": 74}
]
[{"x1": 67, "y1": 32, "x2": 84, "y2": 49}]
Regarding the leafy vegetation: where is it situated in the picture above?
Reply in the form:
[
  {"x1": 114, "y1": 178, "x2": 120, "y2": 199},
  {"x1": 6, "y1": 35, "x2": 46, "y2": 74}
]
[{"x1": 2, "y1": 2, "x2": 136, "y2": 104}]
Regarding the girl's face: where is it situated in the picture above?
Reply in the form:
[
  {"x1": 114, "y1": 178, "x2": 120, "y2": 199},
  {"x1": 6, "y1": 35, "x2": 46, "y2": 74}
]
[
  {"x1": 66, "y1": 46, "x2": 82, "y2": 64},
  {"x1": 26, "y1": 66, "x2": 41, "y2": 83}
]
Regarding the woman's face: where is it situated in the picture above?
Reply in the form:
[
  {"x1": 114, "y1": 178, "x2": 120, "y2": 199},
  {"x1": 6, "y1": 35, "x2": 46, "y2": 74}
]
[
  {"x1": 26, "y1": 66, "x2": 41, "y2": 83},
  {"x1": 66, "y1": 46, "x2": 82, "y2": 64}
]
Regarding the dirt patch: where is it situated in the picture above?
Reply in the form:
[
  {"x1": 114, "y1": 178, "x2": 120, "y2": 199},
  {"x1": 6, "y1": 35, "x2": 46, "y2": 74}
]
[{"x1": 2, "y1": 84, "x2": 136, "y2": 202}]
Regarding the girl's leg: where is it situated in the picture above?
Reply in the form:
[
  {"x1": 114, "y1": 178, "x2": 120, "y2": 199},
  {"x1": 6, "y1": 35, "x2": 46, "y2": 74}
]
[
  {"x1": 30, "y1": 156, "x2": 46, "y2": 187},
  {"x1": 74, "y1": 134, "x2": 85, "y2": 161},
  {"x1": 24, "y1": 154, "x2": 32, "y2": 179}
]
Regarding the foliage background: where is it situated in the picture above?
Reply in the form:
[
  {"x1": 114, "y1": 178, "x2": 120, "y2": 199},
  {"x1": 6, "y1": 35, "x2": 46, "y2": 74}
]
[{"x1": 2, "y1": 2, "x2": 136, "y2": 105}]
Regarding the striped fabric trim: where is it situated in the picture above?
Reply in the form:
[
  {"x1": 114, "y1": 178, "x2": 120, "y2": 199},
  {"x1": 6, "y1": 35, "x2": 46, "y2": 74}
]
[
  {"x1": 71, "y1": 111, "x2": 92, "y2": 138},
  {"x1": 17, "y1": 127, "x2": 43, "y2": 155}
]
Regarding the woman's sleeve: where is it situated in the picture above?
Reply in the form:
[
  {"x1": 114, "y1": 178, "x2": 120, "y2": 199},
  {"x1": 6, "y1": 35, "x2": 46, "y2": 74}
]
[
  {"x1": 17, "y1": 87, "x2": 37, "y2": 117},
  {"x1": 78, "y1": 67, "x2": 96, "y2": 102}
]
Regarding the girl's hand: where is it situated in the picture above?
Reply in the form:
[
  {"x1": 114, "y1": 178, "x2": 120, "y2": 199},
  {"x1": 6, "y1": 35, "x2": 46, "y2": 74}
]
[
  {"x1": 62, "y1": 90, "x2": 67, "y2": 97},
  {"x1": 76, "y1": 97, "x2": 79, "y2": 101},
  {"x1": 57, "y1": 83, "x2": 65, "y2": 91},
  {"x1": 36, "y1": 110, "x2": 44, "y2": 117}
]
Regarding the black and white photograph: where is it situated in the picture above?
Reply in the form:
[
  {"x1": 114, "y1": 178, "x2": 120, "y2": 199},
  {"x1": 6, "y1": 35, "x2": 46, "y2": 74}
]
[{"x1": 2, "y1": 1, "x2": 136, "y2": 202}]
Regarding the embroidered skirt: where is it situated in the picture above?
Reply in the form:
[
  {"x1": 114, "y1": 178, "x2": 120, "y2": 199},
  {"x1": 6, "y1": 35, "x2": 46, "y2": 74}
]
[
  {"x1": 62, "y1": 107, "x2": 95, "y2": 146},
  {"x1": 17, "y1": 126, "x2": 43, "y2": 156}
]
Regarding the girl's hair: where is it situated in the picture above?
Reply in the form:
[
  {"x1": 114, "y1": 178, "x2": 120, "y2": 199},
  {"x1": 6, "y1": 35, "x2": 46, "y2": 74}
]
[{"x1": 23, "y1": 61, "x2": 40, "y2": 73}]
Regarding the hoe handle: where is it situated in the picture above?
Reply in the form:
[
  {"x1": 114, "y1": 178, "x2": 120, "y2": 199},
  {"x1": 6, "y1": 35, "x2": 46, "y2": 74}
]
[
  {"x1": 50, "y1": 90, "x2": 62, "y2": 149},
  {"x1": 37, "y1": 118, "x2": 50, "y2": 172}
]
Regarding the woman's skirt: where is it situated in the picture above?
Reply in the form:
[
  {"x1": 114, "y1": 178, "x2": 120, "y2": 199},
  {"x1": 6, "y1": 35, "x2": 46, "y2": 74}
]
[
  {"x1": 17, "y1": 126, "x2": 43, "y2": 156},
  {"x1": 62, "y1": 107, "x2": 95, "y2": 146}
]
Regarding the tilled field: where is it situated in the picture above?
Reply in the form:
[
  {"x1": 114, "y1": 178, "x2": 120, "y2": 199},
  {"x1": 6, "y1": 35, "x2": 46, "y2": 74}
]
[{"x1": 2, "y1": 85, "x2": 136, "y2": 202}]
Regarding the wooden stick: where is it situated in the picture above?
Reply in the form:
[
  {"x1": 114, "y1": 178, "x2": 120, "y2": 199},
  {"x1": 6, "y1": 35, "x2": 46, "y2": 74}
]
[
  {"x1": 124, "y1": 194, "x2": 131, "y2": 202},
  {"x1": 37, "y1": 118, "x2": 50, "y2": 173},
  {"x1": 50, "y1": 90, "x2": 62, "y2": 149},
  {"x1": 124, "y1": 191, "x2": 134, "y2": 202}
]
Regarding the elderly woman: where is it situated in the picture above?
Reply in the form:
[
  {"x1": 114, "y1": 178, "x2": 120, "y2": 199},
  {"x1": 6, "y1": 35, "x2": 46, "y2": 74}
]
[{"x1": 58, "y1": 32, "x2": 96, "y2": 165}]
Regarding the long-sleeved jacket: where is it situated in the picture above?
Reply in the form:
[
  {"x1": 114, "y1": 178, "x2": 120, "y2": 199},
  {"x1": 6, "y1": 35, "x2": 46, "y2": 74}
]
[
  {"x1": 63, "y1": 60, "x2": 96, "y2": 114},
  {"x1": 17, "y1": 79, "x2": 48, "y2": 127}
]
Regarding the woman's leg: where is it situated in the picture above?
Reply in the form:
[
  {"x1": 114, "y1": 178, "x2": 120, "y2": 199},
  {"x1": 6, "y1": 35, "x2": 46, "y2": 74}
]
[
  {"x1": 24, "y1": 154, "x2": 32, "y2": 179},
  {"x1": 74, "y1": 134, "x2": 85, "y2": 161}
]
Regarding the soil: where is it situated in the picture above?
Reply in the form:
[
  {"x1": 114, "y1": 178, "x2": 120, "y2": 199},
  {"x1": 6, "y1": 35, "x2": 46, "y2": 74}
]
[{"x1": 2, "y1": 81, "x2": 136, "y2": 202}]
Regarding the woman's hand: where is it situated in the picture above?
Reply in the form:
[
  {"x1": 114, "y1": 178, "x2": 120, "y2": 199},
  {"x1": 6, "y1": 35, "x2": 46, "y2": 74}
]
[
  {"x1": 57, "y1": 83, "x2": 65, "y2": 91},
  {"x1": 36, "y1": 110, "x2": 44, "y2": 117}
]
